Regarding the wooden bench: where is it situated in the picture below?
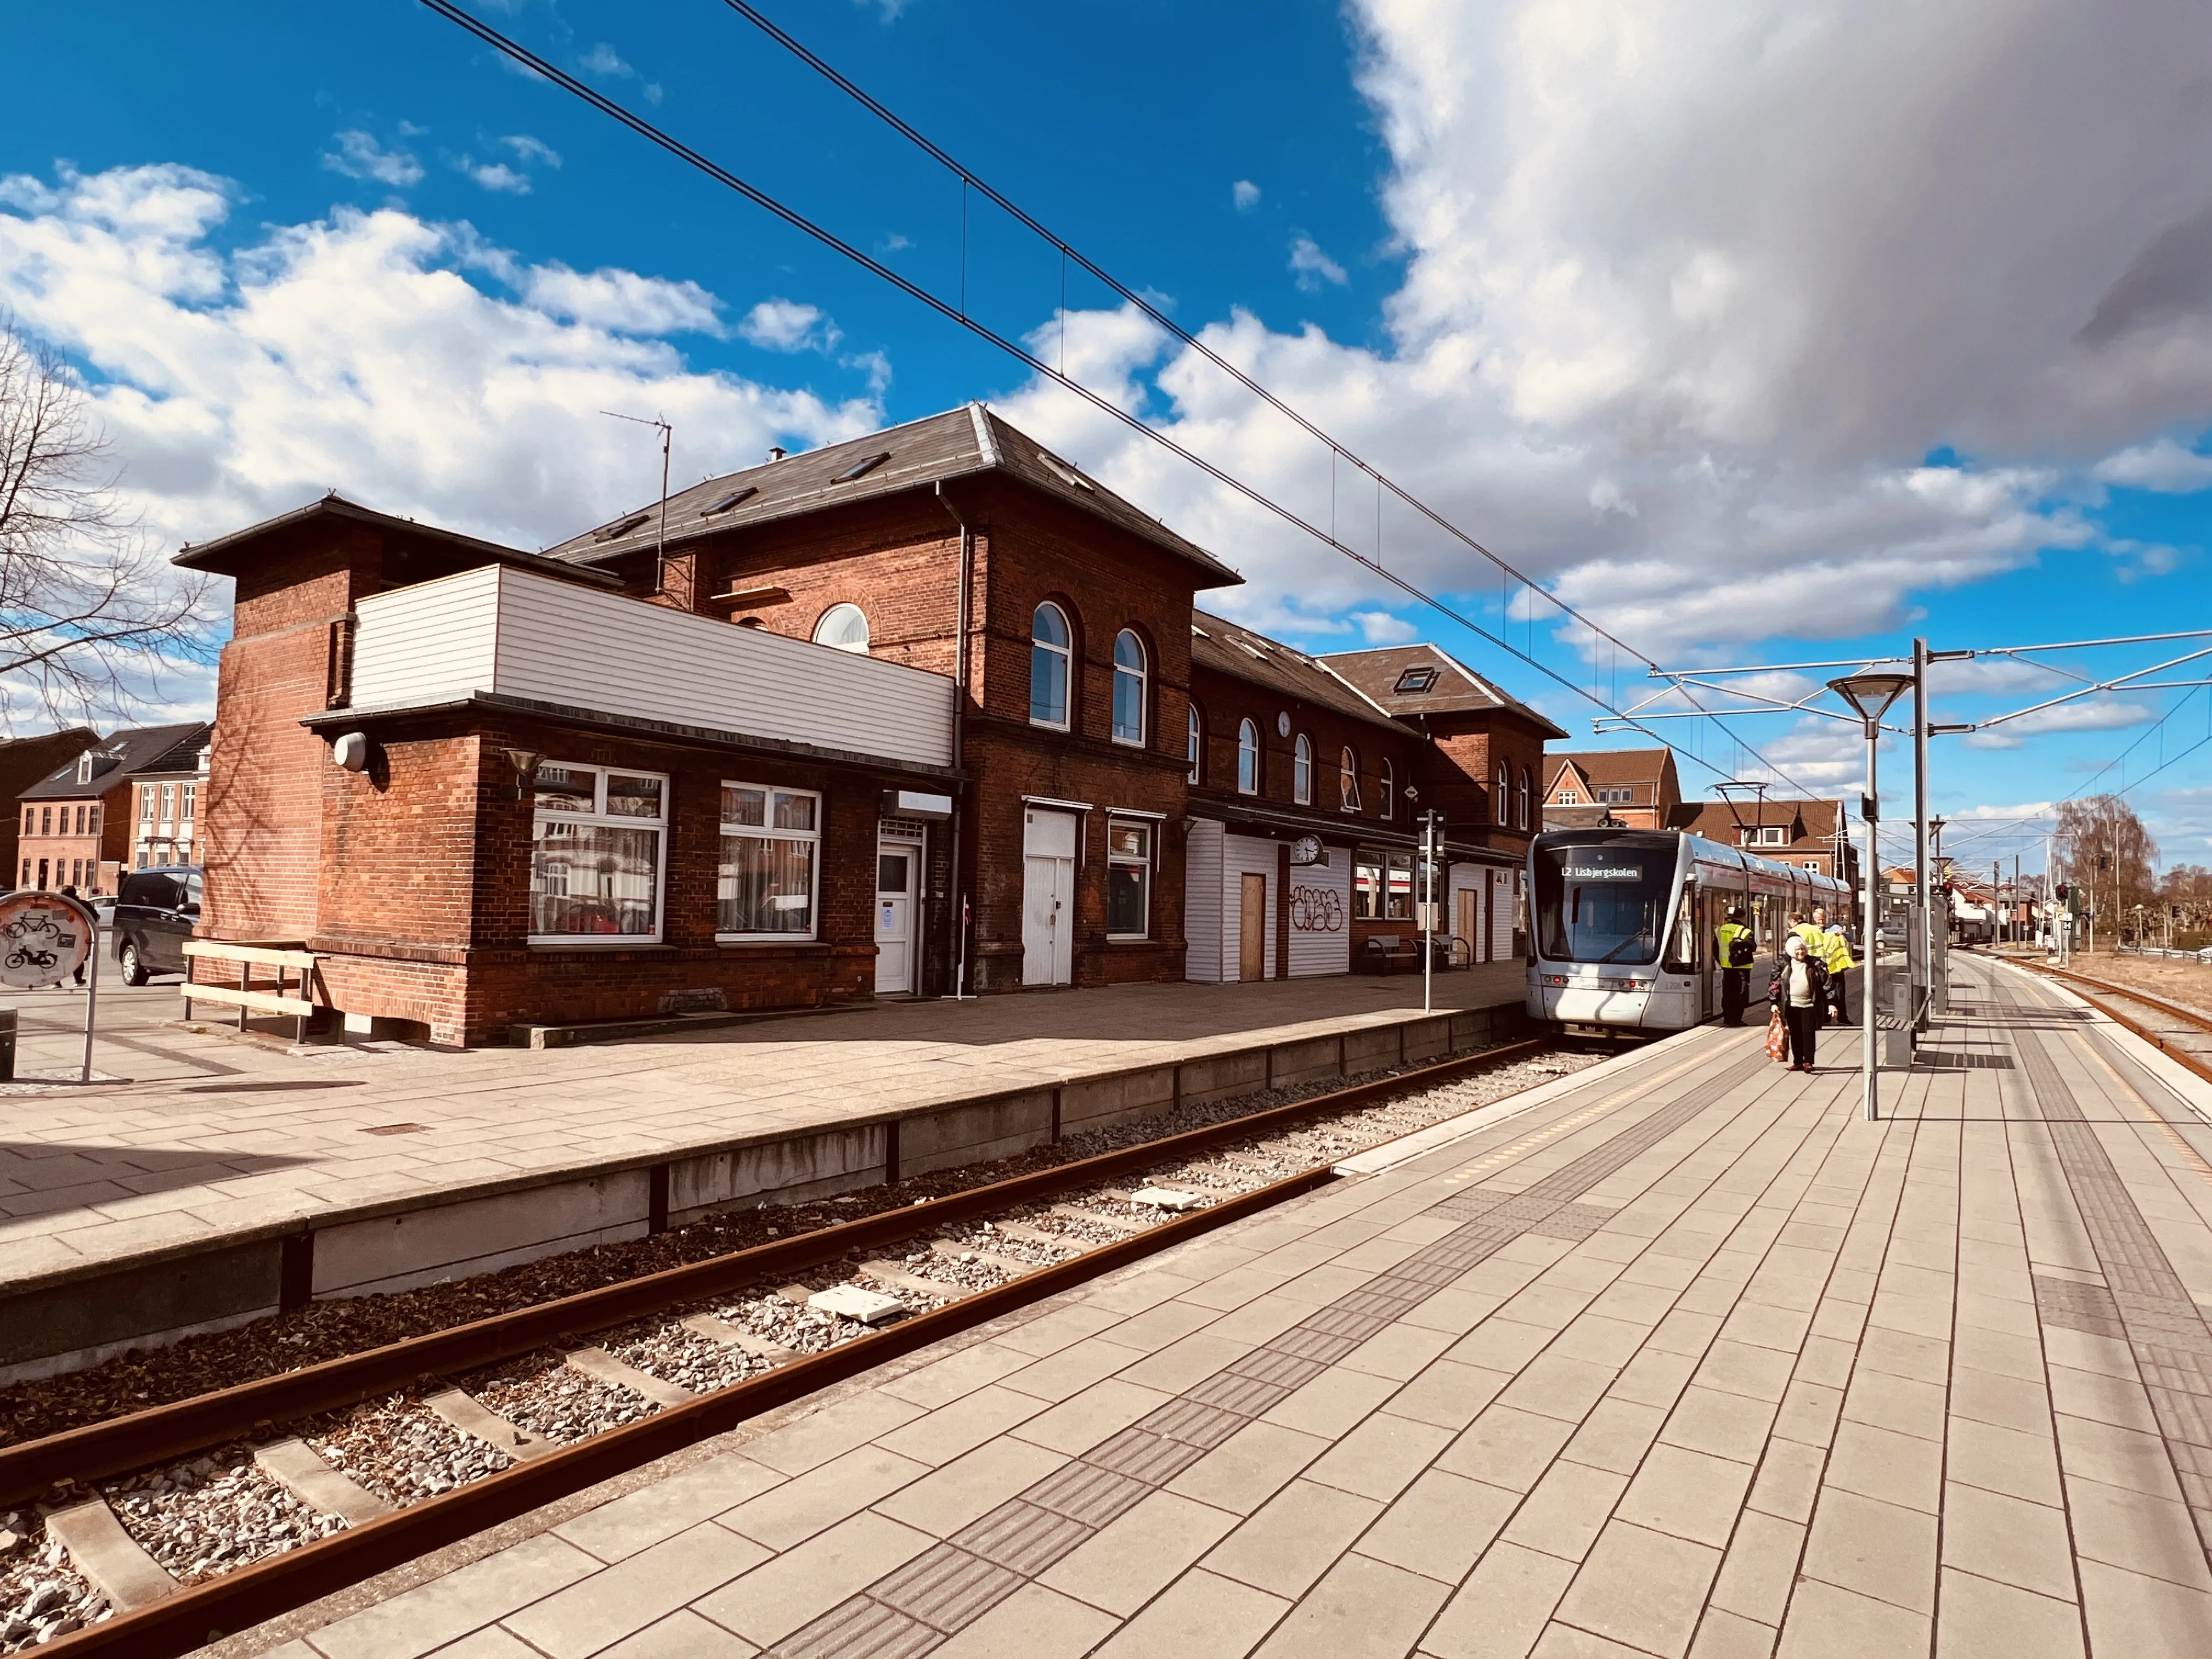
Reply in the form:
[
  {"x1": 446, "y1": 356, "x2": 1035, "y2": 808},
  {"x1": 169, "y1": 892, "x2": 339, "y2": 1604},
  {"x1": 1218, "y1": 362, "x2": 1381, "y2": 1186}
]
[{"x1": 182, "y1": 941, "x2": 322, "y2": 1042}]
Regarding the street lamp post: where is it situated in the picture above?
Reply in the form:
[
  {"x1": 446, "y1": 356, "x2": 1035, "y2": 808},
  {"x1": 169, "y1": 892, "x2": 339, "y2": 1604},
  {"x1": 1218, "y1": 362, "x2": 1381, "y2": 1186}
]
[{"x1": 1830, "y1": 672, "x2": 1914, "y2": 1122}]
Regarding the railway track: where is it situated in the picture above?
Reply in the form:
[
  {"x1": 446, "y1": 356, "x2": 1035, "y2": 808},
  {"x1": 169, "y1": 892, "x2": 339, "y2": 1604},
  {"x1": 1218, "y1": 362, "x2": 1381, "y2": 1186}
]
[
  {"x1": 0, "y1": 1036, "x2": 1589, "y2": 1657},
  {"x1": 2001, "y1": 955, "x2": 2212, "y2": 1085}
]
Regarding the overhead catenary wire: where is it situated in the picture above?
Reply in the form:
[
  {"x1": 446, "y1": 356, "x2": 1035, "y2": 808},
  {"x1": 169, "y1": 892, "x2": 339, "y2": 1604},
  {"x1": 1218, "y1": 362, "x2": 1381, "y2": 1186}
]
[{"x1": 413, "y1": 0, "x2": 1823, "y2": 796}]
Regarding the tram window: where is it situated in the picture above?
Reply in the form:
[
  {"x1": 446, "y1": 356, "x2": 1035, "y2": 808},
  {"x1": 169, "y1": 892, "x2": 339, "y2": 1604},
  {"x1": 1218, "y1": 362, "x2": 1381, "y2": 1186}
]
[
  {"x1": 1663, "y1": 883, "x2": 1698, "y2": 974},
  {"x1": 1533, "y1": 841, "x2": 1672, "y2": 965}
]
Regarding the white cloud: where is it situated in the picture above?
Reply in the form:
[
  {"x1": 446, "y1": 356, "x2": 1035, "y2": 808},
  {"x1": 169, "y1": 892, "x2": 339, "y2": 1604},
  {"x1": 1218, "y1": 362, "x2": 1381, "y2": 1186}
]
[
  {"x1": 579, "y1": 42, "x2": 663, "y2": 104},
  {"x1": 462, "y1": 161, "x2": 531, "y2": 195},
  {"x1": 322, "y1": 131, "x2": 422, "y2": 189},
  {"x1": 1963, "y1": 697, "x2": 2158, "y2": 749},
  {"x1": 501, "y1": 134, "x2": 561, "y2": 170},
  {"x1": 1352, "y1": 610, "x2": 1418, "y2": 644},
  {"x1": 0, "y1": 162, "x2": 879, "y2": 571},
  {"x1": 856, "y1": 0, "x2": 913, "y2": 19},
  {"x1": 523, "y1": 263, "x2": 725, "y2": 335},
  {"x1": 985, "y1": 0, "x2": 2212, "y2": 671},
  {"x1": 738, "y1": 298, "x2": 838, "y2": 353},
  {"x1": 1288, "y1": 234, "x2": 1347, "y2": 291},
  {"x1": 2090, "y1": 435, "x2": 2212, "y2": 492},
  {"x1": 1233, "y1": 180, "x2": 1261, "y2": 212}
]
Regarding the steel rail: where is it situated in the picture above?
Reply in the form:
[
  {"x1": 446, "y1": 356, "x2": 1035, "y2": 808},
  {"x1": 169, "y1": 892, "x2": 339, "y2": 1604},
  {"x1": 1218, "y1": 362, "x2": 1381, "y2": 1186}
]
[
  {"x1": 2002, "y1": 957, "x2": 2212, "y2": 1087},
  {"x1": 0, "y1": 1038, "x2": 1542, "y2": 1507},
  {"x1": 44, "y1": 1163, "x2": 1337, "y2": 1658}
]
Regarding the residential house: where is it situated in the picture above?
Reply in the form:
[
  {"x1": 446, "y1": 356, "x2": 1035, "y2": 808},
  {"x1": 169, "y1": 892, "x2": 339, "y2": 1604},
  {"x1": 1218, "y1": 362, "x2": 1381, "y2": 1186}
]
[
  {"x1": 1669, "y1": 798, "x2": 1857, "y2": 885},
  {"x1": 0, "y1": 728, "x2": 97, "y2": 889},
  {"x1": 1543, "y1": 748, "x2": 1682, "y2": 830},
  {"x1": 16, "y1": 724, "x2": 211, "y2": 894},
  {"x1": 126, "y1": 727, "x2": 213, "y2": 870}
]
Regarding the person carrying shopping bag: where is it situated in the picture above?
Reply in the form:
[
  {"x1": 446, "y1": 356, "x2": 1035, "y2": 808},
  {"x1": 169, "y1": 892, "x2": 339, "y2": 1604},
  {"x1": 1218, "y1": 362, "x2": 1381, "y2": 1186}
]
[{"x1": 1769, "y1": 933, "x2": 1827, "y2": 1073}]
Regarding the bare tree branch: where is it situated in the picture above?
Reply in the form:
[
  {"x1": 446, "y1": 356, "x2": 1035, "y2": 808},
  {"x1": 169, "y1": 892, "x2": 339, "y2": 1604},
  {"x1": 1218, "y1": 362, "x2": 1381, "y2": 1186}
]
[{"x1": 0, "y1": 318, "x2": 216, "y2": 729}]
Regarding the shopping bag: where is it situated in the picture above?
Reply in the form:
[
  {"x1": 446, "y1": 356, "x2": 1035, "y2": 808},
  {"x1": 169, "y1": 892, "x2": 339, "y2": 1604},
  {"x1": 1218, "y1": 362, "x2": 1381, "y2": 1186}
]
[{"x1": 1765, "y1": 1008, "x2": 1789, "y2": 1063}]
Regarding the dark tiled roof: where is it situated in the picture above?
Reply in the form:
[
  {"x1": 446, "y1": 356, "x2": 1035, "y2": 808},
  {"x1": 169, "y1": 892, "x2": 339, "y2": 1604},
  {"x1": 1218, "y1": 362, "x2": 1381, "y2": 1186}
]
[
  {"x1": 1321, "y1": 644, "x2": 1569, "y2": 739},
  {"x1": 1548, "y1": 748, "x2": 1674, "y2": 789},
  {"x1": 132, "y1": 729, "x2": 212, "y2": 777},
  {"x1": 1191, "y1": 611, "x2": 1400, "y2": 733},
  {"x1": 173, "y1": 496, "x2": 623, "y2": 588},
  {"x1": 1669, "y1": 799, "x2": 1844, "y2": 848},
  {"x1": 19, "y1": 722, "x2": 210, "y2": 801},
  {"x1": 544, "y1": 404, "x2": 1242, "y2": 590}
]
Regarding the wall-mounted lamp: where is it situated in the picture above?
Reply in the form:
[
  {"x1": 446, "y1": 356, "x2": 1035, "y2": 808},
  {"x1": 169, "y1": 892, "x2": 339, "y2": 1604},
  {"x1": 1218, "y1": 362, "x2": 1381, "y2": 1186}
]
[
  {"x1": 503, "y1": 747, "x2": 545, "y2": 801},
  {"x1": 332, "y1": 732, "x2": 371, "y2": 772}
]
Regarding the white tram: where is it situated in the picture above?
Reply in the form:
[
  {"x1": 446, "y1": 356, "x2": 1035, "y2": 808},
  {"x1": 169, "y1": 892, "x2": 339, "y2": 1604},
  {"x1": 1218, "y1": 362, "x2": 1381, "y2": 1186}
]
[{"x1": 1526, "y1": 829, "x2": 1855, "y2": 1034}]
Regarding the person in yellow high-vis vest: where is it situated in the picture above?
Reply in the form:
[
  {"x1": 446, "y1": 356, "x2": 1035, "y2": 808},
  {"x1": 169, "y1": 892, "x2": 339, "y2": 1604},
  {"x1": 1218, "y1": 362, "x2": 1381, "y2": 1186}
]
[
  {"x1": 1714, "y1": 907, "x2": 1754, "y2": 1025},
  {"x1": 1813, "y1": 905, "x2": 1856, "y2": 1025}
]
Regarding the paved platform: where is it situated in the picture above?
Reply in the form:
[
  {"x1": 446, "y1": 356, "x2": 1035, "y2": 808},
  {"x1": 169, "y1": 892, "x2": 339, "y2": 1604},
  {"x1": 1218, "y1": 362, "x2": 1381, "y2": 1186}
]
[
  {"x1": 240, "y1": 953, "x2": 2212, "y2": 1658},
  {"x1": 0, "y1": 967, "x2": 1523, "y2": 1374}
]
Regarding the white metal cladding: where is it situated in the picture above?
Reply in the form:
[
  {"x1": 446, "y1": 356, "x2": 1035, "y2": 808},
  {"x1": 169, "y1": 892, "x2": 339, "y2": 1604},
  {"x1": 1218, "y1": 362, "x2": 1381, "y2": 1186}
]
[
  {"x1": 1217, "y1": 832, "x2": 1280, "y2": 983},
  {"x1": 1285, "y1": 848, "x2": 1350, "y2": 978},
  {"x1": 1491, "y1": 867, "x2": 1515, "y2": 961},
  {"x1": 347, "y1": 564, "x2": 501, "y2": 710},
  {"x1": 347, "y1": 565, "x2": 956, "y2": 769},
  {"x1": 1447, "y1": 862, "x2": 1485, "y2": 961},
  {"x1": 1183, "y1": 819, "x2": 1224, "y2": 981}
]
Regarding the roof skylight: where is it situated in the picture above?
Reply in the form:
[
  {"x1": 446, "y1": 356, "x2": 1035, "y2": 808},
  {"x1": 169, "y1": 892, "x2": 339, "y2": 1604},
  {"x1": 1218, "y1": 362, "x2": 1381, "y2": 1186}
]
[
  {"x1": 593, "y1": 512, "x2": 651, "y2": 543},
  {"x1": 701, "y1": 487, "x2": 758, "y2": 516},
  {"x1": 1393, "y1": 665, "x2": 1441, "y2": 693},
  {"x1": 835, "y1": 452, "x2": 891, "y2": 482}
]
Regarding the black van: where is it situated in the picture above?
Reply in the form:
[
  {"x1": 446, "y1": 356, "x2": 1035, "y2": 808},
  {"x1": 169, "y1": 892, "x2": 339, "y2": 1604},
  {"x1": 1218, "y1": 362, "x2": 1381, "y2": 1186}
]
[{"x1": 114, "y1": 865, "x2": 203, "y2": 984}]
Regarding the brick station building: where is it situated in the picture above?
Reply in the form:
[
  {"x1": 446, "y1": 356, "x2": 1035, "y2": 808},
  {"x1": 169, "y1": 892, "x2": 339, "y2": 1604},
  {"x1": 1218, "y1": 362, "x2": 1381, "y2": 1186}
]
[{"x1": 182, "y1": 404, "x2": 1559, "y2": 1045}]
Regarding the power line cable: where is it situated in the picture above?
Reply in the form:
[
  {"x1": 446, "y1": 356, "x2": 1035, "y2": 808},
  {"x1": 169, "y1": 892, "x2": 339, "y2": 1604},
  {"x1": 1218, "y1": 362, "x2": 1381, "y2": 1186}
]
[{"x1": 414, "y1": 0, "x2": 1824, "y2": 796}]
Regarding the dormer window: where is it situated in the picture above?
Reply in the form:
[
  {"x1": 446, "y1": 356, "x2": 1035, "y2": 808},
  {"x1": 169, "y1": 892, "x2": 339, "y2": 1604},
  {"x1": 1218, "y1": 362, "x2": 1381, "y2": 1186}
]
[
  {"x1": 76, "y1": 754, "x2": 94, "y2": 785},
  {"x1": 1393, "y1": 665, "x2": 1440, "y2": 694}
]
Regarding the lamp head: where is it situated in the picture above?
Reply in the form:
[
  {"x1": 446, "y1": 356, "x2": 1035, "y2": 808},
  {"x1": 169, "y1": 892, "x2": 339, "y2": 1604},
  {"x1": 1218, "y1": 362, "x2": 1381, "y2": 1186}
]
[{"x1": 1828, "y1": 672, "x2": 1914, "y2": 730}]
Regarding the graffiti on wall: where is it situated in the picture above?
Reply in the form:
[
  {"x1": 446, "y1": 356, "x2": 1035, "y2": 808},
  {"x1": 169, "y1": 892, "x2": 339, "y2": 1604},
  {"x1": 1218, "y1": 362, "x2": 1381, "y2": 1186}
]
[{"x1": 1289, "y1": 885, "x2": 1344, "y2": 933}]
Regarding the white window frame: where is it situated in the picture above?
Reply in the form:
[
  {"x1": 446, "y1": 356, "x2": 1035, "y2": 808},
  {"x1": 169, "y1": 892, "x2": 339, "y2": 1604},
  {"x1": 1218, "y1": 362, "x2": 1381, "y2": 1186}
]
[
  {"x1": 716, "y1": 780, "x2": 823, "y2": 942},
  {"x1": 1380, "y1": 759, "x2": 1395, "y2": 821},
  {"x1": 1105, "y1": 816, "x2": 1153, "y2": 941},
  {"x1": 1340, "y1": 746, "x2": 1361, "y2": 813},
  {"x1": 1558, "y1": 790, "x2": 1578, "y2": 805},
  {"x1": 179, "y1": 783, "x2": 195, "y2": 823},
  {"x1": 1496, "y1": 763, "x2": 1509, "y2": 824},
  {"x1": 812, "y1": 602, "x2": 871, "y2": 654},
  {"x1": 1237, "y1": 718, "x2": 1260, "y2": 795},
  {"x1": 1187, "y1": 704, "x2": 1202, "y2": 784},
  {"x1": 528, "y1": 761, "x2": 669, "y2": 945},
  {"x1": 1760, "y1": 825, "x2": 1788, "y2": 847},
  {"x1": 1030, "y1": 602, "x2": 1073, "y2": 731},
  {"x1": 1111, "y1": 629, "x2": 1147, "y2": 747},
  {"x1": 139, "y1": 786, "x2": 155, "y2": 823},
  {"x1": 1293, "y1": 734, "x2": 1312, "y2": 805},
  {"x1": 1518, "y1": 768, "x2": 1531, "y2": 830}
]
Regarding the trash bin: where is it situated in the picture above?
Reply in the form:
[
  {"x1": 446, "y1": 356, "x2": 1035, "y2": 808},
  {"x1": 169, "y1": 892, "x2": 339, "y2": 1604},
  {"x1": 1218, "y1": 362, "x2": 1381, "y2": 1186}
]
[{"x1": 0, "y1": 1007, "x2": 16, "y2": 1081}]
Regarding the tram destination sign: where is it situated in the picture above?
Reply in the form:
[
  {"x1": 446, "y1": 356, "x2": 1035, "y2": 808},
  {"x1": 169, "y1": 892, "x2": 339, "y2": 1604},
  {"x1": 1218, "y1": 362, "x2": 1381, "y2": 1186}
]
[
  {"x1": 1561, "y1": 860, "x2": 1643, "y2": 879},
  {"x1": 0, "y1": 891, "x2": 93, "y2": 989}
]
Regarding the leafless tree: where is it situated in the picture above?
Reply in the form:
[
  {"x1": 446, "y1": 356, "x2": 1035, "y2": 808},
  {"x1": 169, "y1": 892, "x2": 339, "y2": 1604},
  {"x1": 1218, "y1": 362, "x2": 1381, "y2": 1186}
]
[
  {"x1": 0, "y1": 318, "x2": 213, "y2": 727},
  {"x1": 2055, "y1": 793, "x2": 2158, "y2": 941}
]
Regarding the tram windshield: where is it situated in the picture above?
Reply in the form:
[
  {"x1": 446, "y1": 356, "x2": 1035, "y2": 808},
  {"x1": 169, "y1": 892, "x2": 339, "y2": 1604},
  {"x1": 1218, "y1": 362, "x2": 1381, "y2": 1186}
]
[{"x1": 1533, "y1": 841, "x2": 1675, "y2": 965}]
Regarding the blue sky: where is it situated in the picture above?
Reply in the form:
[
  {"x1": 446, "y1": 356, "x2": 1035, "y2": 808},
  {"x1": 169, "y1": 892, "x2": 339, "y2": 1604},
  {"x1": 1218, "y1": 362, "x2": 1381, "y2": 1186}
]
[{"x1": 4, "y1": 0, "x2": 2210, "y2": 875}]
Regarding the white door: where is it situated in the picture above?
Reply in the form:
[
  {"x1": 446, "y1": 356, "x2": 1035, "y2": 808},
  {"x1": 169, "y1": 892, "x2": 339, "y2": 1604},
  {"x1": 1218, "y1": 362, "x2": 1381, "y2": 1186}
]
[
  {"x1": 1022, "y1": 809, "x2": 1077, "y2": 986},
  {"x1": 874, "y1": 843, "x2": 917, "y2": 995}
]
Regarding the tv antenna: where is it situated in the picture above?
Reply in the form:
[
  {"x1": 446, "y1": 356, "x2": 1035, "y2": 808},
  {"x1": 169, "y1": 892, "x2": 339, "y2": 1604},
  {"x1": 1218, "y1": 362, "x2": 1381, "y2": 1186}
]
[{"x1": 602, "y1": 410, "x2": 673, "y2": 573}]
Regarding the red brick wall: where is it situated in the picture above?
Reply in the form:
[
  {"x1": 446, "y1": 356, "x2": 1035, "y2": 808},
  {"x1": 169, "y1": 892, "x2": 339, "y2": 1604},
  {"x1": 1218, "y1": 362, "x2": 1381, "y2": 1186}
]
[{"x1": 1187, "y1": 666, "x2": 1426, "y2": 828}]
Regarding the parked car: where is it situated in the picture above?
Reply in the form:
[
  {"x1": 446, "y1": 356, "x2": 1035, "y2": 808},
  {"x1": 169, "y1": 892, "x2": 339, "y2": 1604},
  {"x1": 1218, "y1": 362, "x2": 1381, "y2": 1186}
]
[{"x1": 113, "y1": 865, "x2": 202, "y2": 984}]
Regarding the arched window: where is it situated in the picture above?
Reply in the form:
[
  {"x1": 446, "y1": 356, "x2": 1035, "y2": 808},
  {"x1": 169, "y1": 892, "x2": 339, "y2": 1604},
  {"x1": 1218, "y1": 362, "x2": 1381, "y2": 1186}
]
[
  {"x1": 1519, "y1": 766, "x2": 1531, "y2": 830},
  {"x1": 1380, "y1": 760, "x2": 1395, "y2": 820},
  {"x1": 1340, "y1": 746, "x2": 1361, "y2": 812},
  {"x1": 811, "y1": 603, "x2": 870, "y2": 653},
  {"x1": 1237, "y1": 719, "x2": 1260, "y2": 794},
  {"x1": 1030, "y1": 602, "x2": 1071, "y2": 727},
  {"x1": 1496, "y1": 762, "x2": 1509, "y2": 825},
  {"x1": 1293, "y1": 735, "x2": 1312, "y2": 805},
  {"x1": 1111, "y1": 629, "x2": 1146, "y2": 746},
  {"x1": 1187, "y1": 703, "x2": 1203, "y2": 784}
]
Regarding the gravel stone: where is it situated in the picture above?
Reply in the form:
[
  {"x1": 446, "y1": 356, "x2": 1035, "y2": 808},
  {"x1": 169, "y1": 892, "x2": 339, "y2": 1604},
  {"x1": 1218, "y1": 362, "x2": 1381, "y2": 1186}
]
[
  {"x1": 0, "y1": 1515, "x2": 107, "y2": 1652},
  {"x1": 469, "y1": 1357, "x2": 656, "y2": 1444},
  {"x1": 105, "y1": 1445, "x2": 346, "y2": 1584},
  {"x1": 306, "y1": 1399, "x2": 512, "y2": 1505}
]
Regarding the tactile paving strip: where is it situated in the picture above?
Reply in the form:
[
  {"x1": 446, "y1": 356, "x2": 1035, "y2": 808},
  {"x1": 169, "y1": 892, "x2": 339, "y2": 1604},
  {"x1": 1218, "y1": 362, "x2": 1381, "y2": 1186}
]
[
  {"x1": 2000, "y1": 976, "x2": 2212, "y2": 1557},
  {"x1": 761, "y1": 1043, "x2": 1776, "y2": 1657}
]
